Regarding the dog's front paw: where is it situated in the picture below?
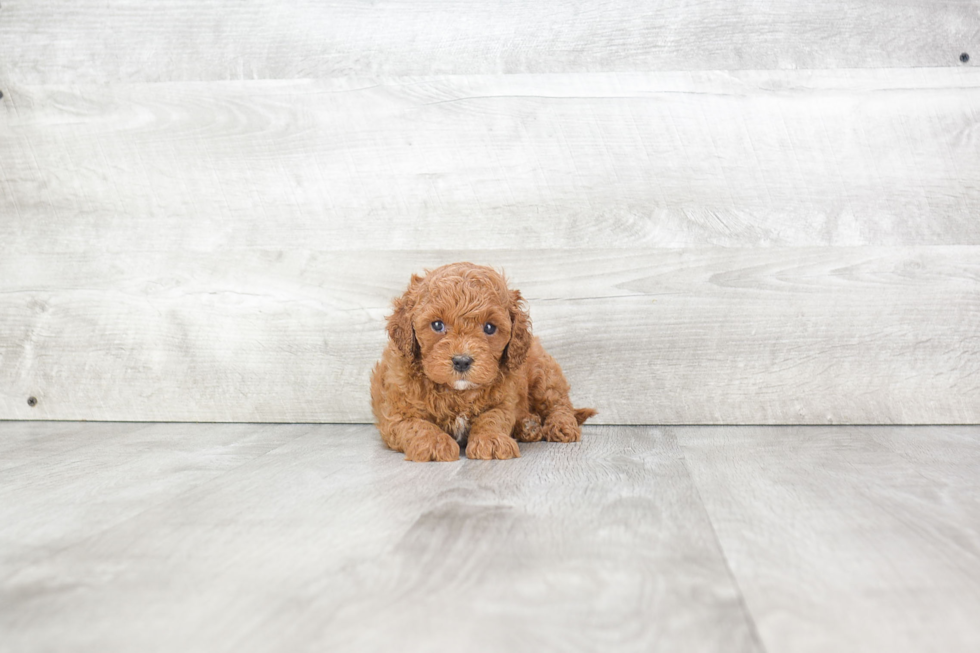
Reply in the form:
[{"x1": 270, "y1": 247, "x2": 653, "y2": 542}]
[
  {"x1": 543, "y1": 411, "x2": 582, "y2": 443},
  {"x1": 513, "y1": 414, "x2": 543, "y2": 442},
  {"x1": 466, "y1": 430, "x2": 521, "y2": 460},
  {"x1": 403, "y1": 428, "x2": 460, "y2": 462}
]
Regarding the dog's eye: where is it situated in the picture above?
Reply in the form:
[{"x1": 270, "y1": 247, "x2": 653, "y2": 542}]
[
  {"x1": 431, "y1": 320, "x2": 446, "y2": 333},
  {"x1": 483, "y1": 322, "x2": 497, "y2": 335}
]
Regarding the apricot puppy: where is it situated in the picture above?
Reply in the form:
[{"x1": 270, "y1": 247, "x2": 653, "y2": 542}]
[{"x1": 371, "y1": 262, "x2": 596, "y2": 462}]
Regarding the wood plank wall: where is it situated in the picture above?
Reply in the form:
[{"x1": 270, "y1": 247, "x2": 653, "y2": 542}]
[{"x1": 1, "y1": 1, "x2": 978, "y2": 423}]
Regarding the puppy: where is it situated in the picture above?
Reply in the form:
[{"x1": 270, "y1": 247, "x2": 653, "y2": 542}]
[{"x1": 371, "y1": 262, "x2": 596, "y2": 461}]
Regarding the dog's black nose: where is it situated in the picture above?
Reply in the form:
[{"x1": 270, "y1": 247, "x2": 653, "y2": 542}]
[{"x1": 452, "y1": 355, "x2": 474, "y2": 373}]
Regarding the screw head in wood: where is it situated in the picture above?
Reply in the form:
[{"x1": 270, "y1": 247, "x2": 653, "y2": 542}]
[
  {"x1": 961, "y1": 53, "x2": 970, "y2": 63},
  {"x1": 27, "y1": 396, "x2": 38, "y2": 407}
]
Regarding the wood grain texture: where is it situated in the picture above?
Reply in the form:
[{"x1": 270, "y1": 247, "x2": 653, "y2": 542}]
[
  {"x1": 1, "y1": 248, "x2": 977, "y2": 423},
  {"x1": 0, "y1": 423, "x2": 762, "y2": 653},
  {"x1": 3, "y1": 69, "x2": 980, "y2": 252},
  {"x1": 0, "y1": 0, "x2": 976, "y2": 84},
  {"x1": 0, "y1": 423, "x2": 313, "y2": 579},
  {"x1": 677, "y1": 425, "x2": 980, "y2": 653}
]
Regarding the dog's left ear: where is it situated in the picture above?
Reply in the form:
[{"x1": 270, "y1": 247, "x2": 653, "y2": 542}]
[{"x1": 501, "y1": 289, "x2": 532, "y2": 371}]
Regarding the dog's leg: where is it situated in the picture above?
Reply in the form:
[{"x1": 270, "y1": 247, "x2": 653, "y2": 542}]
[
  {"x1": 386, "y1": 419, "x2": 460, "y2": 462},
  {"x1": 511, "y1": 378, "x2": 543, "y2": 442},
  {"x1": 467, "y1": 408, "x2": 521, "y2": 460},
  {"x1": 529, "y1": 350, "x2": 595, "y2": 443}
]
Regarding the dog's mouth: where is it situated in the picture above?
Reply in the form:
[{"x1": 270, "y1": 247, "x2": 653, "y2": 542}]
[{"x1": 452, "y1": 379, "x2": 478, "y2": 391}]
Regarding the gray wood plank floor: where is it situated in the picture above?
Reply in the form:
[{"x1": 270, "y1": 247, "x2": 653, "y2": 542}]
[{"x1": 2, "y1": 423, "x2": 979, "y2": 652}]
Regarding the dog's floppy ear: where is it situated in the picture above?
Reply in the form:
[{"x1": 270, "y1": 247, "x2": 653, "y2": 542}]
[
  {"x1": 501, "y1": 289, "x2": 532, "y2": 371},
  {"x1": 386, "y1": 273, "x2": 423, "y2": 360}
]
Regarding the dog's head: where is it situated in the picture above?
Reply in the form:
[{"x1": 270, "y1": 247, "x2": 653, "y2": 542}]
[{"x1": 386, "y1": 262, "x2": 531, "y2": 389}]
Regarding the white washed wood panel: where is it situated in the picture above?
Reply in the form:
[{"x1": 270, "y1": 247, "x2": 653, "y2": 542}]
[
  {"x1": 2, "y1": 69, "x2": 980, "y2": 252},
  {"x1": 0, "y1": 0, "x2": 975, "y2": 84},
  {"x1": 679, "y1": 426, "x2": 980, "y2": 652},
  {"x1": 1, "y1": 248, "x2": 977, "y2": 423}
]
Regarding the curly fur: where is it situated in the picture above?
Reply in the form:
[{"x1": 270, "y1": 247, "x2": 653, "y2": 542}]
[{"x1": 371, "y1": 262, "x2": 596, "y2": 462}]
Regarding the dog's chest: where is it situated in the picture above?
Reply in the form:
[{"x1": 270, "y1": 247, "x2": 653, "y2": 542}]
[{"x1": 452, "y1": 414, "x2": 470, "y2": 444}]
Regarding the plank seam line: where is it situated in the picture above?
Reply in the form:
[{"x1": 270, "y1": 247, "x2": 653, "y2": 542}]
[{"x1": 672, "y1": 426, "x2": 770, "y2": 653}]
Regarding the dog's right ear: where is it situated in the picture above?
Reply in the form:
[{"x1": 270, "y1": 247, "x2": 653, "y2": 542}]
[{"x1": 386, "y1": 273, "x2": 423, "y2": 360}]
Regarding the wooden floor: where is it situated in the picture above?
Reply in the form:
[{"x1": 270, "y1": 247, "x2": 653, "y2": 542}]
[{"x1": 2, "y1": 423, "x2": 979, "y2": 652}]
